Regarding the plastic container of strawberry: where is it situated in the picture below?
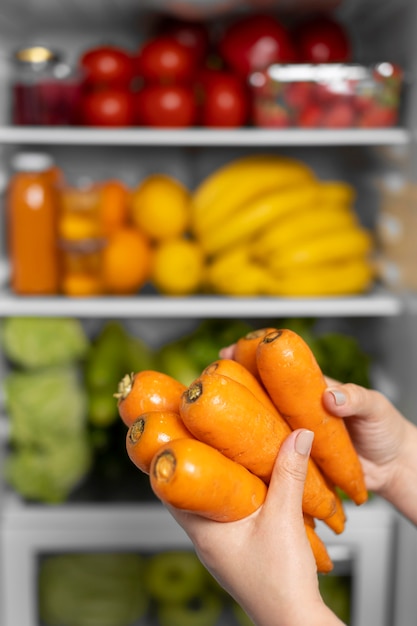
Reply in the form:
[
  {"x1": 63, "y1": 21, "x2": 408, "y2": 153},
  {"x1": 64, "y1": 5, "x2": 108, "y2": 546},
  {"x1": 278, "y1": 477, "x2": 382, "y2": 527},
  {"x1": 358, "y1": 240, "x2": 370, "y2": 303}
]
[{"x1": 249, "y1": 62, "x2": 403, "y2": 128}]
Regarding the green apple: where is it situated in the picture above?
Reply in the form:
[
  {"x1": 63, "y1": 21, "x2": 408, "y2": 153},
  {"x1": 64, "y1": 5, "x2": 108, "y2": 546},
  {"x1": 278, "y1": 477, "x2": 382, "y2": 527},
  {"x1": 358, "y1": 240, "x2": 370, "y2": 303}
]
[
  {"x1": 157, "y1": 590, "x2": 223, "y2": 626},
  {"x1": 145, "y1": 550, "x2": 208, "y2": 604}
]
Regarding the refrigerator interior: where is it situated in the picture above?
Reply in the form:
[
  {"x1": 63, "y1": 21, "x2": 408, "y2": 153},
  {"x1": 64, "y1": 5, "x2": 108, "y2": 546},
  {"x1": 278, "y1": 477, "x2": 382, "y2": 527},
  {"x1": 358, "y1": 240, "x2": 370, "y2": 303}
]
[{"x1": 1, "y1": 1, "x2": 417, "y2": 625}]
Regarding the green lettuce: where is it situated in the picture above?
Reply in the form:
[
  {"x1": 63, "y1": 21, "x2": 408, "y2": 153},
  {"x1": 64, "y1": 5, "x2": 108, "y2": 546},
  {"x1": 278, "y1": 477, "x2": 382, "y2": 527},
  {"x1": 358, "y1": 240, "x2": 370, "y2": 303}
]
[{"x1": 1, "y1": 317, "x2": 89, "y2": 369}]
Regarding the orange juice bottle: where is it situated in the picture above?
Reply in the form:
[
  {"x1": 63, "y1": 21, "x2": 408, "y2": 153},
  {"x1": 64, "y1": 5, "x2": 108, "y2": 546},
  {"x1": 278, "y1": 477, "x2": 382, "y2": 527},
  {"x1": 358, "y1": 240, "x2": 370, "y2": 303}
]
[{"x1": 6, "y1": 152, "x2": 59, "y2": 295}]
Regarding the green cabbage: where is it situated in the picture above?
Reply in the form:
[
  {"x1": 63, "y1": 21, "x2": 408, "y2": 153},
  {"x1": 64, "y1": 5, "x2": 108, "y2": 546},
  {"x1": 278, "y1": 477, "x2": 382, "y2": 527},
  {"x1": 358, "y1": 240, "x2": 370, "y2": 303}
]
[
  {"x1": 1, "y1": 317, "x2": 89, "y2": 369},
  {"x1": 3, "y1": 366, "x2": 91, "y2": 502},
  {"x1": 3, "y1": 366, "x2": 87, "y2": 446},
  {"x1": 4, "y1": 434, "x2": 92, "y2": 503}
]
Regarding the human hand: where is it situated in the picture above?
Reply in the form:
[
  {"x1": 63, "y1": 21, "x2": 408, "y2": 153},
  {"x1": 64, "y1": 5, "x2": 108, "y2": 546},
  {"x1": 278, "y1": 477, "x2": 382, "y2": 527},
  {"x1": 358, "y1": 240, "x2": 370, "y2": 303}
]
[
  {"x1": 168, "y1": 429, "x2": 344, "y2": 626},
  {"x1": 322, "y1": 382, "x2": 410, "y2": 497}
]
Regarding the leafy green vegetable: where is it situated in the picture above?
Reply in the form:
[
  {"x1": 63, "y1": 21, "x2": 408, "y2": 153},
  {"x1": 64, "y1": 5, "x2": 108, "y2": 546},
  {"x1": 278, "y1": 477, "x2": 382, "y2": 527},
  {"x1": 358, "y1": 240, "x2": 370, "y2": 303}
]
[
  {"x1": 1, "y1": 317, "x2": 89, "y2": 369},
  {"x1": 3, "y1": 366, "x2": 87, "y2": 446},
  {"x1": 38, "y1": 553, "x2": 148, "y2": 626},
  {"x1": 156, "y1": 319, "x2": 254, "y2": 384},
  {"x1": 3, "y1": 366, "x2": 91, "y2": 503},
  {"x1": 5, "y1": 434, "x2": 92, "y2": 503},
  {"x1": 310, "y1": 332, "x2": 371, "y2": 388},
  {"x1": 84, "y1": 321, "x2": 156, "y2": 428}
]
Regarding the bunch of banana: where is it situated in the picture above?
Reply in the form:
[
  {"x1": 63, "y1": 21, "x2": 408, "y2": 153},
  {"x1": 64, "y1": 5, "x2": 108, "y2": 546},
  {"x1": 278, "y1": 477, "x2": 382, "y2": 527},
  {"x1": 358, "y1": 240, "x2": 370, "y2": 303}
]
[
  {"x1": 192, "y1": 155, "x2": 375, "y2": 297},
  {"x1": 191, "y1": 153, "x2": 315, "y2": 238}
]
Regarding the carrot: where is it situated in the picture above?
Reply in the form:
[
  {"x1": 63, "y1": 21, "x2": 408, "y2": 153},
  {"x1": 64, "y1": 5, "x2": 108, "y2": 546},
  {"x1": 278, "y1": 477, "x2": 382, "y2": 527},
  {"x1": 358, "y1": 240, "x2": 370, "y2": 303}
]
[
  {"x1": 150, "y1": 438, "x2": 268, "y2": 522},
  {"x1": 151, "y1": 437, "x2": 332, "y2": 572},
  {"x1": 304, "y1": 514, "x2": 334, "y2": 573},
  {"x1": 115, "y1": 370, "x2": 186, "y2": 427},
  {"x1": 126, "y1": 410, "x2": 193, "y2": 474},
  {"x1": 322, "y1": 485, "x2": 346, "y2": 535},
  {"x1": 234, "y1": 327, "x2": 277, "y2": 382},
  {"x1": 180, "y1": 372, "x2": 336, "y2": 521},
  {"x1": 203, "y1": 358, "x2": 280, "y2": 416},
  {"x1": 256, "y1": 329, "x2": 368, "y2": 505}
]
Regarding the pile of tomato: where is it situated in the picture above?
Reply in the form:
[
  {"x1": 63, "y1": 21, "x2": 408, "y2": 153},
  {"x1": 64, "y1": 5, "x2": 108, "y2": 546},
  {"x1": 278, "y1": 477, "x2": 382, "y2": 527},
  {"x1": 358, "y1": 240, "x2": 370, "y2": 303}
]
[{"x1": 77, "y1": 12, "x2": 352, "y2": 128}]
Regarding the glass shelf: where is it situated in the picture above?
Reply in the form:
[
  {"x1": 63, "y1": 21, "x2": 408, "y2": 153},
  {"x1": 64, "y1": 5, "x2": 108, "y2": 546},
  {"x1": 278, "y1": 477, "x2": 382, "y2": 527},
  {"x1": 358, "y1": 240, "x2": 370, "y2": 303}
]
[
  {"x1": 0, "y1": 126, "x2": 410, "y2": 147},
  {"x1": 0, "y1": 287, "x2": 407, "y2": 318}
]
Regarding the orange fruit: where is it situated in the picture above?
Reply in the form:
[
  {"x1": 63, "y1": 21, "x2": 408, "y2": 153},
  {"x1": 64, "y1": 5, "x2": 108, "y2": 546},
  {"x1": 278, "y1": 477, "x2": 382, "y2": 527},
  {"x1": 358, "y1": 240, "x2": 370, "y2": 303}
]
[
  {"x1": 151, "y1": 238, "x2": 205, "y2": 295},
  {"x1": 99, "y1": 179, "x2": 130, "y2": 237},
  {"x1": 130, "y1": 174, "x2": 191, "y2": 241},
  {"x1": 102, "y1": 226, "x2": 152, "y2": 295}
]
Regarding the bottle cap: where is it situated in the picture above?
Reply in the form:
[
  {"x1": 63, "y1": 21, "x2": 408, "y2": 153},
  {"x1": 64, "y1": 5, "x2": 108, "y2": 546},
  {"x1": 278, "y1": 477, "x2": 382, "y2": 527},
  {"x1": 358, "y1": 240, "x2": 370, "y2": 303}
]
[{"x1": 13, "y1": 46, "x2": 60, "y2": 65}]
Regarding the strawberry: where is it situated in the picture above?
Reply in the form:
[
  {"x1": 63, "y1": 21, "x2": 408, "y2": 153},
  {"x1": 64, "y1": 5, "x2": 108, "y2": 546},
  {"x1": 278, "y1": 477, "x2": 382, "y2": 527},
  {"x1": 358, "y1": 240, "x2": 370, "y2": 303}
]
[
  {"x1": 358, "y1": 102, "x2": 397, "y2": 127},
  {"x1": 321, "y1": 101, "x2": 355, "y2": 128},
  {"x1": 253, "y1": 101, "x2": 291, "y2": 127},
  {"x1": 284, "y1": 81, "x2": 313, "y2": 110},
  {"x1": 297, "y1": 103, "x2": 322, "y2": 127}
]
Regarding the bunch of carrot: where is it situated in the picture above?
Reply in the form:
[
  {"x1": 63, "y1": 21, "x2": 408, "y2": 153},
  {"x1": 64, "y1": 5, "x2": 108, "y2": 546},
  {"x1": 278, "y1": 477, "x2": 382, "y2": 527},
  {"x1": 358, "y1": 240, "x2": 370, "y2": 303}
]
[{"x1": 115, "y1": 327, "x2": 368, "y2": 574}]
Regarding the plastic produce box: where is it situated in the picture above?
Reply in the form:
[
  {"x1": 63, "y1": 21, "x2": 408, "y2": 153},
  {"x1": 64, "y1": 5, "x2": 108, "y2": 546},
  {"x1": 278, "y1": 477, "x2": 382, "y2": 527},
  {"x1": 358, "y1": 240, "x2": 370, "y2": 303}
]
[{"x1": 249, "y1": 62, "x2": 403, "y2": 128}]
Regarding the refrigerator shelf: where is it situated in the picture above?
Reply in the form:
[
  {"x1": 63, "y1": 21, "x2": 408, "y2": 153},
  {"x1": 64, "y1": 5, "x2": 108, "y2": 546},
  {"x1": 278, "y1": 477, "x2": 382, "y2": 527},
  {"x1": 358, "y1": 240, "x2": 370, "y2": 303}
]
[
  {"x1": 0, "y1": 488, "x2": 391, "y2": 548},
  {"x1": 0, "y1": 126, "x2": 410, "y2": 147},
  {"x1": 0, "y1": 287, "x2": 408, "y2": 318}
]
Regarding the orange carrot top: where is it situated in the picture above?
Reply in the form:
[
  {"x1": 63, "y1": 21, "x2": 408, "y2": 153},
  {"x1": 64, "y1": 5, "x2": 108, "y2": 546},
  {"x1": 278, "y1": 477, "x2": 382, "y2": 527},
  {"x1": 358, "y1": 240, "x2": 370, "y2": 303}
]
[
  {"x1": 115, "y1": 370, "x2": 186, "y2": 427},
  {"x1": 234, "y1": 327, "x2": 277, "y2": 382}
]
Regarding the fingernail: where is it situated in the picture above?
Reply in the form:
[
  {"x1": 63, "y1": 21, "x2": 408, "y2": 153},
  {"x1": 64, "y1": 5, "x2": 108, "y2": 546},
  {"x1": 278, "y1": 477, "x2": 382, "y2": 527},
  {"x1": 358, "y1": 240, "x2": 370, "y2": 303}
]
[
  {"x1": 329, "y1": 389, "x2": 347, "y2": 406},
  {"x1": 295, "y1": 430, "x2": 314, "y2": 456}
]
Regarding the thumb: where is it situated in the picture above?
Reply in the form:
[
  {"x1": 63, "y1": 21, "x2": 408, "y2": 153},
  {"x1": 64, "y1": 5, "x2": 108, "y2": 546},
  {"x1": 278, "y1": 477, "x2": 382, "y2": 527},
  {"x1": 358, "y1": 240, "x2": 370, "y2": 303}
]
[{"x1": 264, "y1": 429, "x2": 314, "y2": 517}]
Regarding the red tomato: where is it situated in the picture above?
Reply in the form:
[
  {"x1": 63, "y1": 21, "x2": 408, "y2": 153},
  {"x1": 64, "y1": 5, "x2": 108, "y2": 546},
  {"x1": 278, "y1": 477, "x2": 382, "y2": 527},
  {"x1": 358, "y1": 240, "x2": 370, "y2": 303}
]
[
  {"x1": 197, "y1": 71, "x2": 249, "y2": 127},
  {"x1": 292, "y1": 15, "x2": 352, "y2": 63},
  {"x1": 80, "y1": 45, "x2": 135, "y2": 88},
  {"x1": 81, "y1": 89, "x2": 135, "y2": 126},
  {"x1": 156, "y1": 17, "x2": 210, "y2": 66},
  {"x1": 218, "y1": 14, "x2": 296, "y2": 79},
  {"x1": 136, "y1": 36, "x2": 197, "y2": 84},
  {"x1": 135, "y1": 84, "x2": 197, "y2": 127}
]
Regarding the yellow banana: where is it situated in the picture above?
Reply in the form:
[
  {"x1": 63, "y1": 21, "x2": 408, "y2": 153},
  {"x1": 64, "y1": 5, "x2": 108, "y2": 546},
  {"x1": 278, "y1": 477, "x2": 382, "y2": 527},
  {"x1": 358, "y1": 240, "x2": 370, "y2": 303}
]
[
  {"x1": 191, "y1": 157, "x2": 315, "y2": 235},
  {"x1": 268, "y1": 225, "x2": 374, "y2": 273},
  {"x1": 318, "y1": 181, "x2": 356, "y2": 206},
  {"x1": 253, "y1": 204, "x2": 358, "y2": 261},
  {"x1": 205, "y1": 246, "x2": 267, "y2": 296},
  {"x1": 264, "y1": 257, "x2": 374, "y2": 297},
  {"x1": 198, "y1": 183, "x2": 320, "y2": 257}
]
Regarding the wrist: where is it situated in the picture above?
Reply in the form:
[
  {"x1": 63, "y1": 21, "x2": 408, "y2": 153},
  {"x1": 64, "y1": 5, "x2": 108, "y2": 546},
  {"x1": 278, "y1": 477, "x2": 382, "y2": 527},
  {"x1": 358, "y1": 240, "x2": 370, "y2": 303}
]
[
  {"x1": 379, "y1": 420, "x2": 417, "y2": 524},
  {"x1": 244, "y1": 596, "x2": 346, "y2": 626}
]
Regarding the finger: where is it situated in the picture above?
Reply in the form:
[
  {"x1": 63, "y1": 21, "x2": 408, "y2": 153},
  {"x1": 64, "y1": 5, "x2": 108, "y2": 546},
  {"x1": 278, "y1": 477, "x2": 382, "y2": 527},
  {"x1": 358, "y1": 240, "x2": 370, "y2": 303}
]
[
  {"x1": 323, "y1": 383, "x2": 387, "y2": 420},
  {"x1": 219, "y1": 343, "x2": 236, "y2": 360},
  {"x1": 263, "y1": 429, "x2": 314, "y2": 517}
]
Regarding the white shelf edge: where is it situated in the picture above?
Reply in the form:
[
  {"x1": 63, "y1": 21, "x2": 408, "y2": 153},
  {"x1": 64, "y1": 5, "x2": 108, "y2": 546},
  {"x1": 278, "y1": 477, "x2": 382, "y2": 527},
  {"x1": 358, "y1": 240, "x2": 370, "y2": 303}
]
[
  {"x1": 0, "y1": 126, "x2": 410, "y2": 147},
  {"x1": 0, "y1": 289, "x2": 406, "y2": 318}
]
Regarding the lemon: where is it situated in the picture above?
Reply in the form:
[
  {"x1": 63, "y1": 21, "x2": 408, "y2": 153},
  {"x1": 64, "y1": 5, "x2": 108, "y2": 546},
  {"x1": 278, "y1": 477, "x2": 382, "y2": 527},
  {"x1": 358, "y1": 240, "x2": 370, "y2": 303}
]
[
  {"x1": 130, "y1": 174, "x2": 191, "y2": 242},
  {"x1": 151, "y1": 238, "x2": 205, "y2": 296}
]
